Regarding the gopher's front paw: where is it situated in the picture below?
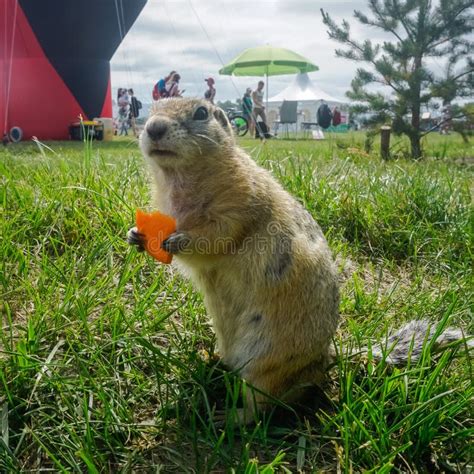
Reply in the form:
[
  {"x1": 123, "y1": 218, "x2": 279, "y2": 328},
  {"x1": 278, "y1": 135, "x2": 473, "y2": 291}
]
[
  {"x1": 127, "y1": 226, "x2": 145, "y2": 252},
  {"x1": 162, "y1": 232, "x2": 191, "y2": 254}
]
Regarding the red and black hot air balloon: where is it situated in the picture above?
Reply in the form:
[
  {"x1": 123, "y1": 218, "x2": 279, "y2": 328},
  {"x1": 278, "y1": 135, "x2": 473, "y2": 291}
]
[{"x1": 1, "y1": 0, "x2": 147, "y2": 141}]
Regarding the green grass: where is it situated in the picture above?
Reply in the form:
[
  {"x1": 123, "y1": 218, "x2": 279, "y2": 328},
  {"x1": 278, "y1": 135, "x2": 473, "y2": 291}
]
[{"x1": 1, "y1": 132, "x2": 473, "y2": 472}]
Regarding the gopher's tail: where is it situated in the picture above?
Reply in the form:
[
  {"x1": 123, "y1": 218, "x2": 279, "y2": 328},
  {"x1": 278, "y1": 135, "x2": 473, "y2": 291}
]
[{"x1": 335, "y1": 319, "x2": 473, "y2": 365}]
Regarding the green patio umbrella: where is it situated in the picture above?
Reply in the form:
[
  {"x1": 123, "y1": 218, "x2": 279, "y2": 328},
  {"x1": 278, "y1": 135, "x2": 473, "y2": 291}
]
[{"x1": 219, "y1": 45, "x2": 319, "y2": 107}]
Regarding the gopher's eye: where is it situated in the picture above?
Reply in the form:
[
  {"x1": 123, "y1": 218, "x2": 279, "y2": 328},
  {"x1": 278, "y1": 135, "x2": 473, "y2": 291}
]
[{"x1": 193, "y1": 106, "x2": 208, "y2": 121}]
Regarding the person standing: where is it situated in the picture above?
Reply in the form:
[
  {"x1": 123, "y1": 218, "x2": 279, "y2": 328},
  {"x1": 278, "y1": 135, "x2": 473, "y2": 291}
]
[
  {"x1": 252, "y1": 81, "x2": 267, "y2": 137},
  {"x1": 128, "y1": 88, "x2": 142, "y2": 137},
  {"x1": 242, "y1": 87, "x2": 254, "y2": 136},
  {"x1": 117, "y1": 88, "x2": 130, "y2": 136},
  {"x1": 332, "y1": 106, "x2": 341, "y2": 126},
  {"x1": 317, "y1": 100, "x2": 332, "y2": 130},
  {"x1": 204, "y1": 77, "x2": 216, "y2": 104},
  {"x1": 440, "y1": 100, "x2": 452, "y2": 135}
]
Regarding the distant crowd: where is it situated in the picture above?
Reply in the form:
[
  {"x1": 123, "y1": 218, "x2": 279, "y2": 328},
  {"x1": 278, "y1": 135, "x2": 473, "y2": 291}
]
[
  {"x1": 152, "y1": 70, "x2": 216, "y2": 103},
  {"x1": 152, "y1": 72, "x2": 269, "y2": 138},
  {"x1": 150, "y1": 73, "x2": 346, "y2": 138},
  {"x1": 116, "y1": 72, "x2": 349, "y2": 140}
]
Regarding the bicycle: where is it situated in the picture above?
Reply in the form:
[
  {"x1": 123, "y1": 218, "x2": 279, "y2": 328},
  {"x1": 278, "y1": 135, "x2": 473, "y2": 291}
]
[{"x1": 225, "y1": 108, "x2": 249, "y2": 137}]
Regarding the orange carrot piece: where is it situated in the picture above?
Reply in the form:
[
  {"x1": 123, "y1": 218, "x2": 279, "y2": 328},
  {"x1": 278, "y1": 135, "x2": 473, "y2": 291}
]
[{"x1": 135, "y1": 209, "x2": 177, "y2": 264}]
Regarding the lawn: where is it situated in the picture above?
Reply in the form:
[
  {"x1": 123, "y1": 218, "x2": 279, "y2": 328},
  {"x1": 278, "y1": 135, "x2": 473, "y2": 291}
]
[{"x1": 1, "y1": 131, "x2": 473, "y2": 472}]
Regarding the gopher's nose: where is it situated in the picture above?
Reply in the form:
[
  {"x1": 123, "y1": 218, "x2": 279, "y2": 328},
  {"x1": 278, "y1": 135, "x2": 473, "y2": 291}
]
[{"x1": 146, "y1": 120, "x2": 168, "y2": 141}]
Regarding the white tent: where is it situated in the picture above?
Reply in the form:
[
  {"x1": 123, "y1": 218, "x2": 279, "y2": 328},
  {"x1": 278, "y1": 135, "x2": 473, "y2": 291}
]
[
  {"x1": 268, "y1": 73, "x2": 344, "y2": 104},
  {"x1": 267, "y1": 73, "x2": 347, "y2": 127}
]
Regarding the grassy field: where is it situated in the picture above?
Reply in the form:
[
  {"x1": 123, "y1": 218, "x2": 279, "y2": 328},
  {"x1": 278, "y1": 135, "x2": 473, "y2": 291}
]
[{"x1": 1, "y1": 131, "x2": 473, "y2": 472}]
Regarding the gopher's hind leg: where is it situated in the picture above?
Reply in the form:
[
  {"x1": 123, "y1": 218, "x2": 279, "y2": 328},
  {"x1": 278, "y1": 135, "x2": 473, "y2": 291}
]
[{"x1": 231, "y1": 357, "x2": 328, "y2": 425}]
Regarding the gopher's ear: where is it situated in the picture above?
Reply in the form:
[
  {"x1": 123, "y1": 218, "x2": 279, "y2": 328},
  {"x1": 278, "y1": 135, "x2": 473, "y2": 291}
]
[{"x1": 213, "y1": 107, "x2": 233, "y2": 136}]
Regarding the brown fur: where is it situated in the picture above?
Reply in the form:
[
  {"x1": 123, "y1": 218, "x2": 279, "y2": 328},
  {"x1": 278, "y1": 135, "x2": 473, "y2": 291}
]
[
  {"x1": 130, "y1": 98, "x2": 472, "y2": 423},
  {"x1": 134, "y1": 98, "x2": 339, "y2": 421}
]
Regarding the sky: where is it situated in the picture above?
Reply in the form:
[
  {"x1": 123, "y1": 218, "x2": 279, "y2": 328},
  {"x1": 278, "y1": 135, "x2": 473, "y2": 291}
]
[{"x1": 109, "y1": 0, "x2": 448, "y2": 105}]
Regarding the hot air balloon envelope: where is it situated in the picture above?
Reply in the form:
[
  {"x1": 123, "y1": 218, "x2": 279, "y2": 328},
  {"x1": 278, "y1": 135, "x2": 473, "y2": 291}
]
[{"x1": 0, "y1": 0, "x2": 147, "y2": 140}]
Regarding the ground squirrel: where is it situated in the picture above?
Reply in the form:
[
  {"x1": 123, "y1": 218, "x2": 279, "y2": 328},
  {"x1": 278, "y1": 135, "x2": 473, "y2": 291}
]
[{"x1": 128, "y1": 98, "x2": 472, "y2": 423}]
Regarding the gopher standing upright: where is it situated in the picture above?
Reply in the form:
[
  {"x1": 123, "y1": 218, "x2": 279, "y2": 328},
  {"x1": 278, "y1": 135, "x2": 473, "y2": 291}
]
[
  {"x1": 127, "y1": 98, "x2": 470, "y2": 422},
  {"x1": 128, "y1": 98, "x2": 339, "y2": 420}
]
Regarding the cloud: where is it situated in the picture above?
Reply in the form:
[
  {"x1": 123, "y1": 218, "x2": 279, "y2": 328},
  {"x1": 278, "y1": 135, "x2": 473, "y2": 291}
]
[
  {"x1": 110, "y1": 0, "x2": 392, "y2": 105},
  {"x1": 277, "y1": 0, "x2": 367, "y2": 17}
]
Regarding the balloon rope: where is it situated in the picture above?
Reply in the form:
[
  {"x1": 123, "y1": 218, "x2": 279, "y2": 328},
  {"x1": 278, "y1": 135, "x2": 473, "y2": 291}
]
[
  {"x1": 4, "y1": 0, "x2": 18, "y2": 136},
  {"x1": 114, "y1": 0, "x2": 123, "y2": 39},
  {"x1": 163, "y1": 1, "x2": 202, "y2": 96},
  {"x1": 119, "y1": 0, "x2": 134, "y2": 87},
  {"x1": 113, "y1": 0, "x2": 134, "y2": 95},
  {"x1": 187, "y1": 0, "x2": 243, "y2": 100},
  {"x1": 3, "y1": 0, "x2": 7, "y2": 133},
  {"x1": 187, "y1": 0, "x2": 262, "y2": 138}
]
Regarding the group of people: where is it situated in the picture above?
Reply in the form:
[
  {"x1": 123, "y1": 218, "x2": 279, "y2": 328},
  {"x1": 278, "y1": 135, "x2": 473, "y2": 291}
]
[
  {"x1": 149, "y1": 74, "x2": 348, "y2": 138},
  {"x1": 151, "y1": 73, "x2": 271, "y2": 139},
  {"x1": 127, "y1": 73, "x2": 346, "y2": 140},
  {"x1": 152, "y1": 73, "x2": 268, "y2": 138},
  {"x1": 153, "y1": 71, "x2": 217, "y2": 104},
  {"x1": 116, "y1": 88, "x2": 142, "y2": 137}
]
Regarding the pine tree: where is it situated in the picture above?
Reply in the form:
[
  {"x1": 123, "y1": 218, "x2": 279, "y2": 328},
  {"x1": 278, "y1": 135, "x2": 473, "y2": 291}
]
[{"x1": 322, "y1": 0, "x2": 473, "y2": 158}]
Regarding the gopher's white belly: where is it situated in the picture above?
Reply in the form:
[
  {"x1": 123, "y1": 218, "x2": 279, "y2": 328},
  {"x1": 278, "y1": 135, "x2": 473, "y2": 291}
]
[{"x1": 175, "y1": 253, "x2": 265, "y2": 364}]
